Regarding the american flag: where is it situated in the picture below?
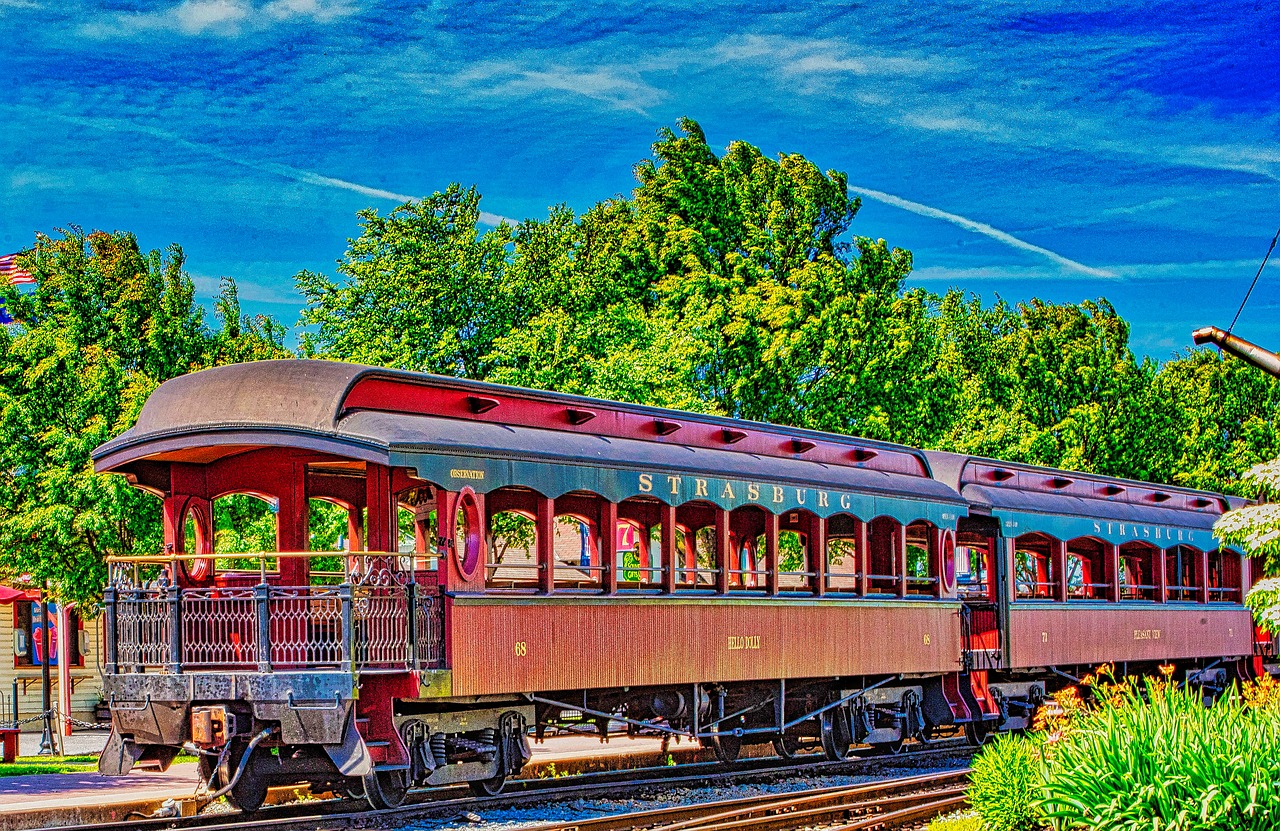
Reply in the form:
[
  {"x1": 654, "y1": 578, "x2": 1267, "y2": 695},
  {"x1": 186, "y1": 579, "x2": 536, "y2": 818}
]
[{"x1": 0, "y1": 253, "x2": 35, "y2": 286}]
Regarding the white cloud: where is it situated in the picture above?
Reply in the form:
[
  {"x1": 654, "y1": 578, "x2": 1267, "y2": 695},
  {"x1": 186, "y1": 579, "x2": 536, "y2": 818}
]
[
  {"x1": 173, "y1": 0, "x2": 250, "y2": 35},
  {"x1": 447, "y1": 61, "x2": 663, "y2": 115},
  {"x1": 79, "y1": 0, "x2": 357, "y2": 38},
  {"x1": 711, "y1": 34, "x2": 941, "y2": 79}
]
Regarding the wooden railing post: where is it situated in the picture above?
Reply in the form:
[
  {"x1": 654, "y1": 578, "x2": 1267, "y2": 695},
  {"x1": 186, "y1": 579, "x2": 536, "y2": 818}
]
[
  {"x1": 661, "y1": 504, "x2": 678, "y2": 594},
  {"x1": 536, "y1": 496, "x2": 556, "y2": 595},
  {"x1": 764, "y1": 512, "x2": 779, "y2": 597},
  {"x1": 810, "y1": 516, "x2": 826, "y2": 597},
  {"x1": 601, "y1": 501, "x2": 619, "y2": 595},
  {"x1": 714, "y1": 509, "x2": 730, "y2": 594}
]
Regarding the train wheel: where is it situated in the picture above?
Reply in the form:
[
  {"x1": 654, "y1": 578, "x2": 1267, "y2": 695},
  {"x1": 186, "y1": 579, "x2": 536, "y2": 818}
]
[
  {"x1": 964, "y1": 720, "x2": 994, "y2": 747},
  {"x1": 709, "y1": 728, "x2": 742, "y2": 763},
  {"x1": 772, "y1": 732, "x2": 802, "y2": 760},
  {"x1": 879, "y1": 738, "x2": 906, "y2": 755},
  {"x1": 772, "y1": 731, "x2": 804, "y2": 760},
  {"x1": 218, "y1": 740, "x2": 268, "y2": 813},
  {"x1": 819, "y1": 709, "x2": 851, "y2": 761},
  {"x1": 363, "y1": 768, "x2": 409, "y2": 809},
  {"x1": 468, "y1": 771, "x2": 507, "y2": 797}
]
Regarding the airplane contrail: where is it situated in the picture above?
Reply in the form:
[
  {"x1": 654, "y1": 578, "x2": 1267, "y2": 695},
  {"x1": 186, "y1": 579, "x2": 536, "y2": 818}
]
[
  {"x1": 58, "y1": 114, "x2": 511, "y2": 226},
  {"x1": 848, "y1": 185, "x2": 1114, "y2": 278}
]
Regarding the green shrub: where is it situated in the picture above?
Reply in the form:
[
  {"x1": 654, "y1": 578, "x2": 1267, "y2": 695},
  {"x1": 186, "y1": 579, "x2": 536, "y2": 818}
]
[
  {"x1": 1038, "y1": 676, "x2": 1280, "y2": 830},
  {"x1": 970, "y1": 733, "x2": 1043, "y2": 831}
]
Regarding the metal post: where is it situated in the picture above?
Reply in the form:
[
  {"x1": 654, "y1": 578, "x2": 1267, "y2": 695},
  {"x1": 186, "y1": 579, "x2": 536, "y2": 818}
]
[
  {"x1": 10, "y1": 681, "x2": 17, "y2": 729},
  {"x1": 38, "y1": 591, "x2": 54, "y2": 755},
  {"x1": 254, "y1": 583, "x2": 272, "y2": 673},
  {"x1": 406, "y1": 583, "x2": 418, "y2": 671},
  {"x1": 339, "y1": 583, "x2": 354, "y2": 674},
  {"x1": 103, "y1": 586, "x2": 119, "y2": 675},
  {"x1": 166, "y1": 585, "x2": 182, "y2": 674}
]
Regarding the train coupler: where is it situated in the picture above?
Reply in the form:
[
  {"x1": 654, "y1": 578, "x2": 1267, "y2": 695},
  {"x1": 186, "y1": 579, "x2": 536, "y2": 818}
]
[{"x1": 191, "y1": 706, "x2": 236, "y2": 748}]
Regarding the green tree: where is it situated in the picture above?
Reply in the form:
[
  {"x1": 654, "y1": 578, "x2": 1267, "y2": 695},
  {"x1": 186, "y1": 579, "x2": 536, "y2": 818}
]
[
  {"x1": 297, "y1": 185, "x2": 513, "y2": 376},
  {"x1": 299, "y1": 118, "x2": 1278, "y2": 499},
  {"x1": 0, "y1": 228, "x2": 287, "y2": 604}
]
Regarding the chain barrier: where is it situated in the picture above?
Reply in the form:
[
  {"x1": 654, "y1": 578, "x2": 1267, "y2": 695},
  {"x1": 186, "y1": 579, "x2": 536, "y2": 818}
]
[{"x1": 5, "y1": 709, "x2": 111, "y2": 731}]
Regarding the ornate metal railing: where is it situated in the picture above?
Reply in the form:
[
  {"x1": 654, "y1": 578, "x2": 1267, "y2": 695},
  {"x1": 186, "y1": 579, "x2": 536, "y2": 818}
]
[{"x1": 103, "y1": 553, "x2": 444, "y2": 675}]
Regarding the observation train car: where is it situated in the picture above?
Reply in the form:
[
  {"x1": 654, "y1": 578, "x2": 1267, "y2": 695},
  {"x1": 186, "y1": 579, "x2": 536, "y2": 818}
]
[{"x1": 92, "y1": 360, "x2": 1255, "y2": 810}]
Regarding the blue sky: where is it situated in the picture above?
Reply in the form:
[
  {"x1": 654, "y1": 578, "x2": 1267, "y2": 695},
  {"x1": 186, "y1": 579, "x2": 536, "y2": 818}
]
[{"x1": 2, "y1": 0, "x2": 1277, "y2": 358}]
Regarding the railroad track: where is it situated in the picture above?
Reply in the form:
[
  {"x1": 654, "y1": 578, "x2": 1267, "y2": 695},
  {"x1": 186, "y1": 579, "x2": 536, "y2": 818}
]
[
  {"x1": 33, "y1": 741, "x2": 973, "y2": 831},
  {"x1": 524, "y1": 770, "x2": 969, "y2": 831}
]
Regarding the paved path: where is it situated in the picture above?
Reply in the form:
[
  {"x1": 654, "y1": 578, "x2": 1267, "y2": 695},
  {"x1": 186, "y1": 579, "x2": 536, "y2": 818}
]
[
  {"x1": 0, "y1": 764, "x2": 201, "y2": 812},
  {"x1": 16, "y1": 730, "x2": 110, "y2": 758}
]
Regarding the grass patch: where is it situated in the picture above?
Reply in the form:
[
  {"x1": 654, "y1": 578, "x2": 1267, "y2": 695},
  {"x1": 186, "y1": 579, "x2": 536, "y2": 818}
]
[{"x1": 0, "y1": 755, "x2": 99, "y2": 777}]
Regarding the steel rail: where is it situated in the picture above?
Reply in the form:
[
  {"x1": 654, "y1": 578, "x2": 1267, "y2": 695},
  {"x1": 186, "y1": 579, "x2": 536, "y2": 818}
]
[
  {"x1": 521, "y1": 771, "x2": 969, "y2": 831},
  {"x1": 31, "y1": 741, "x2": 974, "y2": 831}
]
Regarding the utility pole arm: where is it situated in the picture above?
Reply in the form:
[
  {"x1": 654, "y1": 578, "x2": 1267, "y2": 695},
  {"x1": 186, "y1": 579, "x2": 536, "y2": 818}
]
[{"x1": 1192, "y1": 326, "x2": 1280, "y2": 379}]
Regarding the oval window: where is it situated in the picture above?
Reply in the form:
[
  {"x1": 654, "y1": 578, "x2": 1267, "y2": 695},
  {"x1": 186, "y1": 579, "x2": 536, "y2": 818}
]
[
  {"x1": 454, "y1": 491, "x2": 483, "y2": 578},
  {"x1": 181, "y1": 505, "x2": 213, "y2": 582},
  {"x1": 942, "y1": 530, "x2": 957, "y2": 593}
]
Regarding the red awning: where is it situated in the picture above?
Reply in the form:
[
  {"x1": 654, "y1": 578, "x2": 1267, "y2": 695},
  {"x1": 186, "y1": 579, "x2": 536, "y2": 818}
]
[{"x1": 0, "y1": 586, "x2": 27, "y2": 603}]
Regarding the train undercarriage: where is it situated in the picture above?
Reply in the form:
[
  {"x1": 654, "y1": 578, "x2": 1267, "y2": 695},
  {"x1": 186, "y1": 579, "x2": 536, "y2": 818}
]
[{"x1": 102, "y1": 658, "x2": 1243, "y2": 813}]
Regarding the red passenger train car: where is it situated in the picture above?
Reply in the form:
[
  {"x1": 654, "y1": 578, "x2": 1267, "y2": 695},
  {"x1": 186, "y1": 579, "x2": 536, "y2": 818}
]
[{"x1": 93, "y1": 360, "x2": 1256, "y2": 810}]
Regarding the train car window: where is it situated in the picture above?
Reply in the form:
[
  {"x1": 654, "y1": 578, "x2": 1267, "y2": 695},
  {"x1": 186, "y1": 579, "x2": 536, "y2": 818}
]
[
  {"x1": 1206, "y1": 549, "x2": 1242, "y2": 603},
  {"x1": 693, "y1": 525, "x2": 718, "y2": 586},
  {"x1": 866, "y1": 516, "x2": 902, "y2": 595},
  {"x1": 904, "y1": 521, "x2": 938, "y2": 596},
  {"x1": 1118, "y1": 541, "x2": 1159, "y2": 601},
  {"x1": 1165, "y1": 545, "x2": 1199, "y2": 602},
  {"x1": 552, "y1": 513, "x2": 604, "y2": 592},
  {"x1": 955, "y1": 542, "x2": 989, "y2": 598},
  {"x1": 1065, "y1": 538, "x2": 1107, "y2": 600},
  {"x1": 615, "y1": 518, "x2": 655, "y2": 588},
  {"x1": 397, "y1": 506, "x2": 416, "y2": 553},
  {"x1": 1014, "y1": 534, "x2": 1057, "y2": 599},
  {"x1": 825, "y1": 514, "x2": 860, "y2": 593},
  {"x1": 776, "y1": 529, "x2": 809, "y2": 590},
  {"x1": 726, "y1": 506, "x2": 766, "y2": 591},
  {"x1": 673, "y1": 527, "x2": 696, "y2": 587},
  {"x1": 486, "y1": 510, "x2": 538, "y2": 592}
]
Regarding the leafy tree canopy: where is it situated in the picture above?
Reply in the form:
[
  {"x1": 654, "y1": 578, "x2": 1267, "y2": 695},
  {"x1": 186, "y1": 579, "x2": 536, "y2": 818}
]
[
  {"x1": 0, "y1": 228, "x2": 287, "y2": 603},
  {"x1": 300, "y1": 119, "x2": 1280, "y2": 500}
]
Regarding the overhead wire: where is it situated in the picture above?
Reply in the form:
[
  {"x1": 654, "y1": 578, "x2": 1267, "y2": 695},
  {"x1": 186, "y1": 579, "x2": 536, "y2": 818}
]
[{"x1": 1226, "y1": 225, "x2": 1280, "y2": 336}]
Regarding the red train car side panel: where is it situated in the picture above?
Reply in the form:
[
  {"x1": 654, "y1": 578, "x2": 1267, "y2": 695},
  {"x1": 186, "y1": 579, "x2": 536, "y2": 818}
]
[
  {"x1": 1007, "y1": 604, "x2": 1252, "y2": 668},
  {"x1": 445, "y1": 598, "x2": 962, "y2": 697}
]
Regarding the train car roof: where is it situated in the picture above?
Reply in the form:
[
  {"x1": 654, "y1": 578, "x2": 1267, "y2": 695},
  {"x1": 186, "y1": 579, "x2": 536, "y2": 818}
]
[
  {"x1": 924, "y1": 450, "x2": 1241, "y2": 548},
  {"x1": 93, "y1": 360, "x2": 965, "y2": 524},
  {"x1": 92, "y1": 361, "x2": 1243, "y2": 540}
]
